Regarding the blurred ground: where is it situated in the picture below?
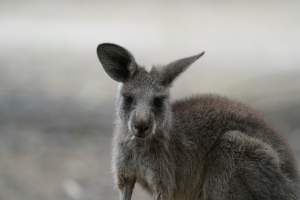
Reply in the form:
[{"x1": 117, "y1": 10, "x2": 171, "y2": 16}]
[{"x1": 0, "y1": 1, "x2": 299, "y2": 200}]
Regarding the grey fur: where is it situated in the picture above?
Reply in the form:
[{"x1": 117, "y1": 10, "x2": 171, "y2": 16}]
[{"x1": 96, "y1": 43, "x2": 299, "y2": 200}]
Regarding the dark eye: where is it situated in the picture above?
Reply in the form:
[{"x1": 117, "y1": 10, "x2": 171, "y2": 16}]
[
  {"x1": 123, "y1": 95, "x2": 133, "y2": 106},
  {"x1": 153, "y1": 96, "x2": 165, "y2": 108}
]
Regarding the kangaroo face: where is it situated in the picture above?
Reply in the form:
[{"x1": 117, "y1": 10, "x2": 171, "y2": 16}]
[
  {"x1": 119, "y1": 69, "x2": 170, "y2": 139},
  {"x1": 97, "y1": 43, "x2": 204, "y2": 139}
]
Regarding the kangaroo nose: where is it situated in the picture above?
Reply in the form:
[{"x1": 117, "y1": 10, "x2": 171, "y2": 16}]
[{"x1": 134, "y1": 122, "x2": 149, "y2": 133}]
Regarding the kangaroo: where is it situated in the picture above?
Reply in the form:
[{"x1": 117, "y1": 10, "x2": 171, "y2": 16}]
[{"x1": 96, "y1": 43, "x2": 299, "y2": 200}]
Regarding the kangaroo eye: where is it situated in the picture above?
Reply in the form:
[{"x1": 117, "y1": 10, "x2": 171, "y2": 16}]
[
  {"x1": 123, "y1": 95, "x2": 133, "y2": 106},
  {"x1": 153, "y1": 96, "x2": 165, "y2": 108}
]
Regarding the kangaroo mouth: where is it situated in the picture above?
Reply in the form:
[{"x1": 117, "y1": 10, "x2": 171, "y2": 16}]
[
  {"x1": 133, "y1": 129, "x2": 150, "y2": 139},
  {"x1": 130, "y1": 129, "x2": 153, "y2": 141},
  {"x1": 134, "y1": 133, "x2": 146, "y2": 139}
]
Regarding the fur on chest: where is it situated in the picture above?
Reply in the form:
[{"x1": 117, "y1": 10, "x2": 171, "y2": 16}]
[{"x1": 114, "y1": 138, "x2": 174, "y2": 190}]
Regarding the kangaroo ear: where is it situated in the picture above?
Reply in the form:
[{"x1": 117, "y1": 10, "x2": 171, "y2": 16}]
[
  {"x1": 97, "y1": 43, "x2": 137, "y2": 82},
  {"x1": 159, "y1": 52, "x2": 205, "y2": 86}
]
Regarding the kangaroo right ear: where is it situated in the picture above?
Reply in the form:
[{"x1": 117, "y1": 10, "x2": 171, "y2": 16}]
[
  {"x1": 158, "y1": 51, "x2": 205, "y2": 86},
  {"x1": 97, "y1": 43, "x2": 137, "y2": 82}
]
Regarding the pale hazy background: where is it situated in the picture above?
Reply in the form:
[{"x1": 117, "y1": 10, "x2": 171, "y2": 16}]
[{"x1": 0, "y1": 1, "x2": 299, "y2": 200}]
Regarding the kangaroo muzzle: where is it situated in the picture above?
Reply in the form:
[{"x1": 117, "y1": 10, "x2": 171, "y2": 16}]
[{"x1": 130, "y1": 110, "x2": 155, "y2": 138}]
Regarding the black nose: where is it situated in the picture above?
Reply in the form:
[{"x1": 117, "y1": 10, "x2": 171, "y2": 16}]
[{"x1": 134, "y1": 122, "x2": 149, "y2": 133}]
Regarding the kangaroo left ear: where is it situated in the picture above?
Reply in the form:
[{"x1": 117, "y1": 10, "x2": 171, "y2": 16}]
[
  {"x1": 97, "y1": 43, "x2": 137, "y2": 82},
  {"x1": 158, "y1": 51, "x2": 205, "y2": 86}
]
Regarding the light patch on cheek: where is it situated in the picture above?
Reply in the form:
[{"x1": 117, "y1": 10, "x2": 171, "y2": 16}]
[
  {"x1": 128, "y1": 120, "x2": 136, "y2": 141},
  {"x1": 127, "y1": 114, "x2": 134, "y2": 134},
  {"x1": 150, "y1": 112, "x2": 157, "y2": 135},
  {"x1": 127, "y1": 113, "x2": 138, "y2": 140},
  {"x1": 152, "y1": 120, "x2": 157, "y2": 135}
]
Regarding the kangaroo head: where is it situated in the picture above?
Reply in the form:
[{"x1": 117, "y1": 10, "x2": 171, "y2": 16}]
[{"x1": 97, "y1": 43, "x2": 204, "y2": 139}]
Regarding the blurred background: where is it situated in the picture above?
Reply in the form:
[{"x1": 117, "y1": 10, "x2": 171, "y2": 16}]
[{"x1": 0, "y1": 0, "x2": 299, "y2": 199}]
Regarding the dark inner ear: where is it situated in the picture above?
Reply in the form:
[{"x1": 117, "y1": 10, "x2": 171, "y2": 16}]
[{"x1": 97, "y1": 43, "x2": 136, "y2": 82}]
